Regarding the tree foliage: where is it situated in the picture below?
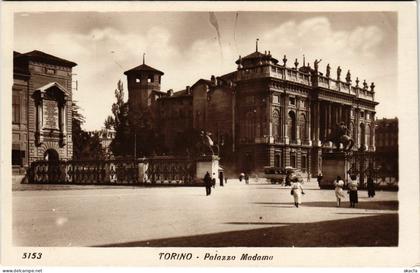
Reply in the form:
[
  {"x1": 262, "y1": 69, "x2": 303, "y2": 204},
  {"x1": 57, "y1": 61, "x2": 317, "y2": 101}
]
[
  {"x1": 106, "y1": 80, "x2": 133, "y2": 157},
  {"x1": 72, "y1": 102, "x2": 105, "y2": 160}
]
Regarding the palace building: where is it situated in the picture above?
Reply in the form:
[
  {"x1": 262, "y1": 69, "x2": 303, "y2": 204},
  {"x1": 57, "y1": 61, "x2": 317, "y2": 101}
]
[
  {"x1": 12, "y1": 50, "x2": 77, "y2": 172},
  {"x1": 125, "y1": 45, "x2": 378, "y2": 176}
]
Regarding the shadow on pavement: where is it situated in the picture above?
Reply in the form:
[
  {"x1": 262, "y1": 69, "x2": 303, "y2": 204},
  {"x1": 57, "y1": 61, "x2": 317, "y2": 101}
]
[
  {"x1": 96, "y1": 214, "x2": 398, "y2": 247},
  {"x1": 253, "y1": 201, "x2": 398, "y2": 211}
]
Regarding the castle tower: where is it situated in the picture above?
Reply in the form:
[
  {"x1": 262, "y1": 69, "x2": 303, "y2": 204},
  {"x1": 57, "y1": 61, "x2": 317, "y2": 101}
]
[{"x1": 124, "y1": 55, "x2": 164, "y2": 129}]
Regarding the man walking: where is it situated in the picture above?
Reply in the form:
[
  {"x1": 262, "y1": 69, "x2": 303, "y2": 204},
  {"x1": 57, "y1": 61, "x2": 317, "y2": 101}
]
[
  {"x1": 219, "y1": 171, "x2": 224, "y2": 186},
  {"x1": 204, "y1": 171, "x2": 212, "y2": 196}
]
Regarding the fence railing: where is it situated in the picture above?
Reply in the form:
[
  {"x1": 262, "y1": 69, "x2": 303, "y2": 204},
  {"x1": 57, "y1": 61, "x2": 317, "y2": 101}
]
[{"x1": 28, "y1": 157, "x2": 198, "y2": 186}]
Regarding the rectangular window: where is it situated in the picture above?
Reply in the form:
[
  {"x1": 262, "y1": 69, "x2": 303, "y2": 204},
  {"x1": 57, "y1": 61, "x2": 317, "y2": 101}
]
[
  {"x1": 245, "y1": 96, "x2": 254, "y2": 104},
  {"x1": 301, "y1": 155, "x2": 307, "y2": 171},
  {"x1": 12, "y1": 95, "x2": 20, "y2": 124},
  {"x1": 12, "y1": 149, "x2": 24, "y2": 166},
  {"x1": 290, "y1": 153, "x2": 296, "y2": 168},
  {"x1": 273, "y1": 95, "x2": 279, "y2": 104},
  {"x1": 289, "y1": 97, "x2": 296, "y2": 105}
]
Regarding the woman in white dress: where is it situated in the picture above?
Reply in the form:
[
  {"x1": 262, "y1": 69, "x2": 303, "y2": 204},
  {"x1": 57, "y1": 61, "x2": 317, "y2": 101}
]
[
  {"x1": 333, "y1": 176, "x2": 345, "y2": 207},
  {"x1": 291, "y1": 178, "x2": 305, "y2": 208}
]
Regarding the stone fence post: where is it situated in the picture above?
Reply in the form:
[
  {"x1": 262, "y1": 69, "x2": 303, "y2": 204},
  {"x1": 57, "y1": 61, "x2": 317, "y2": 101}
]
[{"x1": 196, "y1": 155, "x2": 220, "y2": 182}]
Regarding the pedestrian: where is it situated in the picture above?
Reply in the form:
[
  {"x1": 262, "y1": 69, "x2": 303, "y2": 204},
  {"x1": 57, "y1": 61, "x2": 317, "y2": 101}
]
[
  {"x1": 212, "y1": 173, "x2": 216, "y2": 188},
  {"x1": 348, "y1": 174, "x2": 358, "y2": 208},
  {"x1": 307, "y1": 172, "x2": 311, "y2": 183},
  {"x1": 219, "y1": 171, "x2": 224, "y2": 186},
  {"x1": 317, "y1": 172, "x2": 323, "y2": 187},
  {"x1": 333, "y1": 176, "x2": 345, "y2": 207},
  {"x1": 367, "y1": 176, "x2": 375, "y2": 198},
  {"x1": 204, "y1": 171, "x2": 212, "y2": 196},
  {"x1": 225, "y1": 177, "x2": 228, "y2": 184},
  {"x1": 245, "y1": 173, "x2": 249, "y2": 184},
  {"x1": 239, "y1": 173, "x2": 244, "y2": 182},
  {"x1": 291, "y1": 177, "x2": 305, "y2": 208},
  {"x1": 285, "y1": 173, "x2": 292, "y2": 186}
]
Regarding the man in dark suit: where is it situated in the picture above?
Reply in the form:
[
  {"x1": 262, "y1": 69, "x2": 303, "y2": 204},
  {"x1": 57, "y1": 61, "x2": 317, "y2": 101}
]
[{"x1": 204, "y1": 171, "x2": 212, "y2": 196}]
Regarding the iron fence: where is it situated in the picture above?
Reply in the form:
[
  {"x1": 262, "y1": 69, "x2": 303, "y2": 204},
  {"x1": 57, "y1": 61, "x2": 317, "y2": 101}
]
[{"x1": 28, "y1": 157, "x2": 198, "y2": 186}]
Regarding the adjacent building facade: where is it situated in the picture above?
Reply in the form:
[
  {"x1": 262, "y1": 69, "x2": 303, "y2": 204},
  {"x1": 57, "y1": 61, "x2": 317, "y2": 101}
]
[
  {"x1": 12, "y1": 50, "x2": 77, "y2": 172},
  {"x1": 124, "y1": 46, "x2": 378, "y2": 176},
  {"x1": 375, "y1": 118, "x2": 398, "y2": 179}
]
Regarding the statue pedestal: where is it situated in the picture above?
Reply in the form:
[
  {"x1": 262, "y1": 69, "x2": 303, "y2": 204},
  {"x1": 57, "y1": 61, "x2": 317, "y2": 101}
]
[
  {"x1": 320, "y1": 152, "x2": 350, "y2": 188},
  {"x1": 196, "y1": 155, "x2": 220, "y2": 182}
]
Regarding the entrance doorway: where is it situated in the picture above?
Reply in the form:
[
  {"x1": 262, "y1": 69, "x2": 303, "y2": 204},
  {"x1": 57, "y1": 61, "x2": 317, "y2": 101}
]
[{"x1": 44, "y1": 149, "x2": 59, "y2": 162}]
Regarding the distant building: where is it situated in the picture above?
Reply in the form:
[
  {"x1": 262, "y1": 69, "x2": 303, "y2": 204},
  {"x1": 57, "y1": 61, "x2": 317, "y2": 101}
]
[
  {"x1": 88, "y1": 128, "x2": 116, "y2": 158},
  {"x1": 12, "y1": 50, "x2": 77, "y2": 172},
  {"x1": 124, "y1": 45, "x2": 378, "y2": 175},
  {"x1": 375, "y1": 118, "x2": 398, "y2": 179}
]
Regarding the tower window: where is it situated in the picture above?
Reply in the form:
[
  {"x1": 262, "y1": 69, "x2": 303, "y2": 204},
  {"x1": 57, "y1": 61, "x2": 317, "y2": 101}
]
[
  {"x1": 136, "y1": 78, "x2": 140, "y2": 83},
  {"x1": 147, "y1": 75, "x2": 154, "y2": 83}
]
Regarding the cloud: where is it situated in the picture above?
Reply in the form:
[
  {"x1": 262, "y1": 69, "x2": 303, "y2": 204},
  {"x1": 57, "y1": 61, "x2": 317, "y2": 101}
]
[
  {"x1": 14, "y1": 14, "x2": 394, "y2": 129},
  {"x1": 261, "y1": 16, "x2": 384, "y2": 61}
]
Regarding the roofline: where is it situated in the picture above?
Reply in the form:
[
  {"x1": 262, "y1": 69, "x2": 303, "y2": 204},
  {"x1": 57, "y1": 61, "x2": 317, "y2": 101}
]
[{"x1": 15, "y1": 50, "x2": 77, "y2": 67}]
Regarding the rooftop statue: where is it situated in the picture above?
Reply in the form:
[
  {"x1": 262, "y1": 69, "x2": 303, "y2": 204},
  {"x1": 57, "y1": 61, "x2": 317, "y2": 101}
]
[
  {"x1": 314, "y1": 59, "x2": 322, "y2": 72},
  {"x1": 346, "y1": 70, "x2": 351, "y2": 83},
  {"x1": 326, "y1": 63, "x2": 331, "y2": 78},
  {"x1": 363, "y1": 80, "x2": 368, "y2": 89},
  {"x1": 337, "y1": 66, "x2": 342, "y2": 81}
]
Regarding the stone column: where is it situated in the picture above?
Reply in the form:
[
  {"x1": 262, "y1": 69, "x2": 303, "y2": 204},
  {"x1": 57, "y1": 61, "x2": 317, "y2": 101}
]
[
  {"x1": 323, "y1": 102, "x2": 328, "y2": 140},
  {"x1": 371, "y1": 113, "x2": 376, "y2": 151},
  {"x1": 283, "y1": 94, "x2": 289, "y2": 144},
  {"x1": 315, "y1": 101, "x2": 320, "y2": 145}
]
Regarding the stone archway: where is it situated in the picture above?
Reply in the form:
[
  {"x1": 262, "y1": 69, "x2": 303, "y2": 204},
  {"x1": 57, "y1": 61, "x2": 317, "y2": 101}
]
[{"x1": 44, "y1": 149, "x2": 59, "y2": 162}]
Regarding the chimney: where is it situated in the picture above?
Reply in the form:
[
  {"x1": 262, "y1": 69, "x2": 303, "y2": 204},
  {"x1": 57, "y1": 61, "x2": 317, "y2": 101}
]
[
  {"x1": 167, "y1": 89, "x2": 173, "y2": 96},
  {"x1": 186, "y1": 86, "x2": 191, "y2": 94}
]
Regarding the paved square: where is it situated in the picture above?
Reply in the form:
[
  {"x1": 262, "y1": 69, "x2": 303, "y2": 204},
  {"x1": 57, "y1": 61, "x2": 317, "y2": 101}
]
[{"x1": 13, "y1": 179, "x2": 398, "y2": 247}]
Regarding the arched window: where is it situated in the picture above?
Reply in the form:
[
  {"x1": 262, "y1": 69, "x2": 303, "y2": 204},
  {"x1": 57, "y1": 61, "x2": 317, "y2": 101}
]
[
  {"x1": 359, "y1": 123, "x2": 365, "y2": 146},
  {"x1": 244, "y1": 111, "x2": 255, "y2": 142},
  {"x1": 272, "y1": 110, "x2": 280, "y2": 141},
  {"x1": 299, "y1": 113, "x2": 306, "y2": 141},
  {"x1": 367, "y1": 124, "x2": 372, "y2": 146},
  {"x1": 288, "y1": 111, "x2": 296, "y2": 141}
]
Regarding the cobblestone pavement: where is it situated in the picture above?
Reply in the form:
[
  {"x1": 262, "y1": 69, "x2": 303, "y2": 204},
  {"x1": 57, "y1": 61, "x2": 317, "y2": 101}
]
[{"x1": 13, "y1": 179, "x2": 398, "y2": 246}]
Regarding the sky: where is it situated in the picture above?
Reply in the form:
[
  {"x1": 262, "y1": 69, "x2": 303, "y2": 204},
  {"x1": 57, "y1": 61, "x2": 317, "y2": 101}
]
[{"x1": 14, "y1": 12, "x2": 398, "y2": 131}]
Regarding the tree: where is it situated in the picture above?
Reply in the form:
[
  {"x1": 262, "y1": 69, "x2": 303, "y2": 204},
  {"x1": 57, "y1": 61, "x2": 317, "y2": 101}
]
[
  {"x1": 106, "y1": 80, "x2": 133, "y2": 157},
  {"x1": 72, "y1": 102, "x2": 105, "y2": 160}
]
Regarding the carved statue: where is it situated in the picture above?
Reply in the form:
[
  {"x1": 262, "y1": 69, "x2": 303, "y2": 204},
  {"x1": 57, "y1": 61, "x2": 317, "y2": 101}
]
[
  {"x1": 283, "y1": 55, "x2": 287, "y2": 66},
  {"x1": 294, "y1": 58, "x2": 299, "y2": 69},
  {"x1": 198, "y1": 131, "x2": 214, "y2": 156},
  {"x1": 363, "y1": 80, "x2": 368, "y2": 89},
  {"x1": 326, "y1": 63, "x2": 331, "y2": 78},
  {"x1": 337, "y1": 66, "x2": 342, "y2": 81},
  {"x1": 314, "y1": 59, "x2": 322, "y2": 72},
  {"x1": 346, "y1": 70, "x2": 351, "y2": 83},
  {"x1": 327, "y1": 122, "x2": 354, "y2": 152},
  {"x1": 370, "y1": 82, "x2": 375, "y2": 92}
]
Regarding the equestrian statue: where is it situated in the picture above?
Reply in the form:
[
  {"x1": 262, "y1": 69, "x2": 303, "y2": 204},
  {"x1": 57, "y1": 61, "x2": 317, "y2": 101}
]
[{"x1": 326, "y1": 122, "x2": 354, "y2": 152}]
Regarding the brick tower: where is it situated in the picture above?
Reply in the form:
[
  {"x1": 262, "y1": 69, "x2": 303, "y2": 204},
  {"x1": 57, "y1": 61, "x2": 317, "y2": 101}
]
[{"x1": 124, "y1": 54, "x2": 165, "y2": 129}]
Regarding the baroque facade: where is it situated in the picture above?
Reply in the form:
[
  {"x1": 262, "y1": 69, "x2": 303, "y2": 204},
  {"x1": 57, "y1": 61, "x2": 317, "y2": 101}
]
[
  {"x1": 125, "y1": 46, "x2": 378, "y2": 176},
  {"x1": 12, "y1": 50, "x2": 77, "y2": 172}
]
